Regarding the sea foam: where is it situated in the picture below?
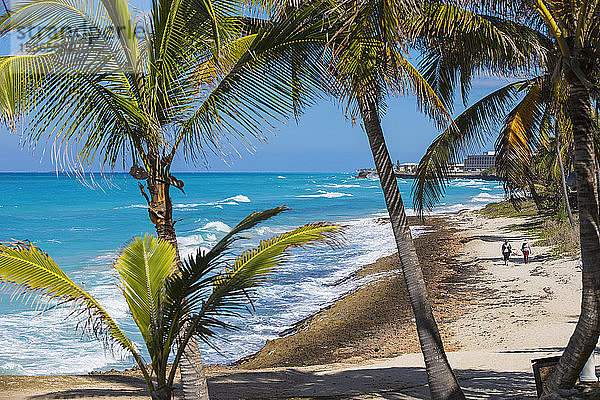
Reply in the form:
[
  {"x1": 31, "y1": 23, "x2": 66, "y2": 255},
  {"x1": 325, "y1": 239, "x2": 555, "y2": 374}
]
[{"x1": 297, "y1": 191, "x2": 353, "y2": 198}]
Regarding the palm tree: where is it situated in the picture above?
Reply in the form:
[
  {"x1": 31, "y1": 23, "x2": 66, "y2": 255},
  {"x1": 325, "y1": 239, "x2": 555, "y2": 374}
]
[
  {"x1": 0, "y1": 207, "x2": 343, "y2": 400},
  {"x1": 0, "y1": 0, "x2": 326, "y2": 397},
  {"x1": 533, "y1": 128, "x2": 576, "y2": 225},
  {"x1": 316, "y1": 1, "x2": 467, "y2": 397},
  {"x1": 410, "y1": 3, "x2": 600, "y2": 391}
]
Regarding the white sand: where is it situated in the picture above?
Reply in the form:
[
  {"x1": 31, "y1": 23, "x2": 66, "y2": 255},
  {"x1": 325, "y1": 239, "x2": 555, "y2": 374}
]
[{"x1": 447, "y1": 211, "x2": 581, "y2": 353}]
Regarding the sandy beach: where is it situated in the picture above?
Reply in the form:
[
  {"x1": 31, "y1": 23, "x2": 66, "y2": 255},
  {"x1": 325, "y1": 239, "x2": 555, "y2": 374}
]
[{"x1": 0, "y1": 208, "x2": 584, "y2": 399}]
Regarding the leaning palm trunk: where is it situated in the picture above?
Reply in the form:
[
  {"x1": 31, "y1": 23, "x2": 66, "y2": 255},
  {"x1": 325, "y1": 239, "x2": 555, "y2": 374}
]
[
  {"x1": 556, "y1": 136, "x2": 575, "y2": 227},
  {"x1": 545, "y1": 63, "x2": 600, "y2": 392},
  {"x1": 528, "y1": 180, "x2": 544, "y2": 211},
  {"x1": 145, "y1": 158, "x2": 210, "y2": 400},
  {"x1": 358, "y1": 93, "x2": 465, "y2": 400}
]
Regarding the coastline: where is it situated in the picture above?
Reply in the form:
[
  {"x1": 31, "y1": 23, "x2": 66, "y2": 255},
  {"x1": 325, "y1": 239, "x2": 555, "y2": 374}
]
[
  {"x1": 235, "y1": 215, "x2": 471, "y2": 368},
  {"x1": 0, "y1": 205, "x2": 584, "y2": 399}
]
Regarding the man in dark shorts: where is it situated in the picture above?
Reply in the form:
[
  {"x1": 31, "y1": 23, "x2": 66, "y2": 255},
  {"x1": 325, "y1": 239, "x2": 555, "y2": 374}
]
[{"x1": 502, "y1": 239, "x2": 512, "y2": 265}]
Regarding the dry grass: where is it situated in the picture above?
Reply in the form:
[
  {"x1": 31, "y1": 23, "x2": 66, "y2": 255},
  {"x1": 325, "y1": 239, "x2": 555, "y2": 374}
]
[{"x1": 534, "y1": 218, "x2": 580, "y2": 259}]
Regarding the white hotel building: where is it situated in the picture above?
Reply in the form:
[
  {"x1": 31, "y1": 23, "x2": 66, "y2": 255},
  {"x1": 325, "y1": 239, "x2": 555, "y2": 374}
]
[{"x1": 464, "y1": 151, "x2": 496, "y2": 171}]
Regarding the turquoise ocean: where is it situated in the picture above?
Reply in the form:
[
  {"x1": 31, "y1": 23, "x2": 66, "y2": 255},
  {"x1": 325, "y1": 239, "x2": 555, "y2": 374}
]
[{"x1": 0, "y1": 172, "x2": 504, "y2": 375}]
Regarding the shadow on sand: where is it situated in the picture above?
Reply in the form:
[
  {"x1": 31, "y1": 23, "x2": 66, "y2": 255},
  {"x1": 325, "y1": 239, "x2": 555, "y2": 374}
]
[{"x1": 25, "y1": 365, "x2": 539, "y2": 400}]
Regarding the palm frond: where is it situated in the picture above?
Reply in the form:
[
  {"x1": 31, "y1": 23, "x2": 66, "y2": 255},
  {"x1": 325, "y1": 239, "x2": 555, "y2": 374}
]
[
  {"x1": 0, "y1": 241, "x2": 140, "y2": 358},
  {"x1": 158, "y1": 206, "x2": 290, "y2": 358},
  {"x1": 177, "y1": 2, "x2": 330, "y2": 162},
  {"x1": 412, "y1": 79, "x2": 533, "y2": 215},
  {"x1": 413, "y1": 3, "x2": 550, "y2": 110},
  {"x1": 495, "y1": 80, "x2": 545, "y2": 198},
  {"x1": 166, "y1": 219, "x2": 344, "y2": 386},
  {"x1": 113, "y1": 235, "x2": 177, "y2": 343}
]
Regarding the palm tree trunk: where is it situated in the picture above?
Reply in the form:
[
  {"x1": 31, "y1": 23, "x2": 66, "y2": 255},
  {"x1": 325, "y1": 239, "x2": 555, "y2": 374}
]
[
  {"x1": 545, "y1": 65, "x2": 600, "y2": 393},
  {"x1": 146, "y1": 162, "x2": 210, "y2": 400},
  {"x1": 151, "y1": 387, "x2": 173, "y2": 400},
  {"x1": 358, "y1": 93, "x2": 465, "y2": 400},
  {"x1": 528, "y1": 180, "x2": 543, "y2": 210},
  {"x1": 556, "y1": 135, "x2": 576, "y2": 227}
]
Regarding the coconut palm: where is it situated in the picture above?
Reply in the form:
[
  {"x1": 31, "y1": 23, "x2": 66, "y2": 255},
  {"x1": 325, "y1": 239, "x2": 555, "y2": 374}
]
[
  {"x1": 0, "y1": 207, "x2": 343, "y2": 400},
  {"x1": 410, "y1": 2, "x2": 600, "y2": 391},
  {"x1": 0, "y1": 0, "x2": 327, "y2": 396},
  {"x1": 534, "y1": 128, "x2": 576, "y2": 224},
  {"x1": 308, "y1": 0, "x2": 470, "y2": 397}
]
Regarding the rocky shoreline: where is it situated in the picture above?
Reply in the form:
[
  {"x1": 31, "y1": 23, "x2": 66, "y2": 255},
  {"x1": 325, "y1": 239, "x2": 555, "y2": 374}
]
[{"x1": 235, "y1": 215, "x2": 477, "y2": 369}]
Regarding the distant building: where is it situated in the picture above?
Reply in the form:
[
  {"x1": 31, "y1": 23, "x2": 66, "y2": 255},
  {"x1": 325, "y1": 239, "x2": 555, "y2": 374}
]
[
  {"x1": 396, "y1": 162, "x2": 419, "y2": 173},
  {"x1": 449, "y1": 163, "x2": 465, "y2": 173},
  {"x1": 464, "y1": 151, "x2": 496, "y2": 171}
]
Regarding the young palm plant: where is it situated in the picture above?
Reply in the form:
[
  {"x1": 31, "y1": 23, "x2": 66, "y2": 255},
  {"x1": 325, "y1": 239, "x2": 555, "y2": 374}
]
[
  {"x1": 0, "y1": 207, "x2": 343, "y2": 400},
  {"x1": 0, "y1": 0, "x2": 326, "y2": 397}
]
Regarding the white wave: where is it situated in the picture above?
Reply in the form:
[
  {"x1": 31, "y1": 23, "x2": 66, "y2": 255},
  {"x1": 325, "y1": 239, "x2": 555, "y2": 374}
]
[
  {"x1": 91, "y1": 285, "x2": 129, "y2": 320},
  {"x1": 174, "y1": 203, "x2": 207, "y2": 208},
  {"x1": 201, "y1": 221, "x2": 231, "y2": 233},
  {"x1": 470, "y1": 192, "x2": 505, "y2": 203},
  {"x1": 255, "y1": 226, "x2": 275, "y2": 236},
  {"x1": 69, "y1": 227, "x2": 105, "y2": 232},
  {"x1": 0, "y1": 307, "x2": 135, "y2": 375},
  {"x1": 89, "y1": 252, "x2": 119, "y2": 263},
  {"x1": 297, "y1": 191, "x2": 353, "y2": 198},
  {"x1": 320, "y1": 184, "x2": 360, "y2": 188},
  {"x1": 114, "y1": 204, "x2": 146, "y2": 209},
  {"x1": 449, "y1": 179, "x2": 489, "y2": 188},
  {"x1": 432, "y1": 203, "x2": 473, "y2": 213},
  {"x1": 174, "y1": 194, "x2": 250, "y2": 209},
  {"x1": 277, "y1": 176, "x2": 286, "y2": 179},
  {"x1": 223, "y1": 195, "x2": 251, "y2": 203},
  {"x1": 0, "y1": 362, "x2": 26, "y2": 374},
  {"x1": 178, "y1": 234, "x2": 207, "y2": 247}
]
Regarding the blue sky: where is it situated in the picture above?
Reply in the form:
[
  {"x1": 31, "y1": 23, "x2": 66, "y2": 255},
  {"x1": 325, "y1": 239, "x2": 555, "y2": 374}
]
[
  {"x1": 0, "y1": 77, "x2": 509, "y2": 173},
  {"x1": 0, "y1": 1, "x2": 511, "y2": 173}
]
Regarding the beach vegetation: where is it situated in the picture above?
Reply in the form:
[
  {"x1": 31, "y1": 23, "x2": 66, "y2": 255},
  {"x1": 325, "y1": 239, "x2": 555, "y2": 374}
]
[
  {"x1": 477, "y1": 199, "x2": 540, "y2": 219},
  {"x1": 0, "y1": 207, "x2": 343, "y2": 400},
  {"x1": 410, "y1": 2, "x2": 600, "y2": 392},
  {"x1": 479, "y1": 199, "x2": 580, "y2": 259}
]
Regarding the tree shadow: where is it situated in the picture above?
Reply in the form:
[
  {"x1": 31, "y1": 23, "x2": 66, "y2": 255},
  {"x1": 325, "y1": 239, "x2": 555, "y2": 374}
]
[
  {"x1": 206, "y1": 366, "x2": 538, "y2": 400},
  {"x1": 473, "y1": 235, "x2": 524, "y2": 244},
  {"x1": 28, "y1": 388, "x2": 148, "y2": 399},
  {"x1": 26, "y1": 374, "x2": 183, "y2": 400},
  {"x1": 22, "y1": 365, "x2": 541, "y2": 400}
]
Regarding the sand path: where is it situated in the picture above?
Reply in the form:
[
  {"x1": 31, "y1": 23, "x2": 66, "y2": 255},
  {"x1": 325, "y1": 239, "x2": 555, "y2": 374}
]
[
  {"x1": 447, "y1": 211, "x2": 580, "y2": 353},
  {"x1": 0, "y1": 211, "x2": 584, "y2": 399}
]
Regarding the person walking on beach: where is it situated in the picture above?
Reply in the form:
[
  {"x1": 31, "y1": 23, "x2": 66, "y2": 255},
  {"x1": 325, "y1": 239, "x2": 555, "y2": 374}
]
[
  {"x1": 521, "y1": 241, "x2": 531, "y2": 264},
  {"x1": 502, "y1": 239, "x2": 512, "y2": 265}
]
